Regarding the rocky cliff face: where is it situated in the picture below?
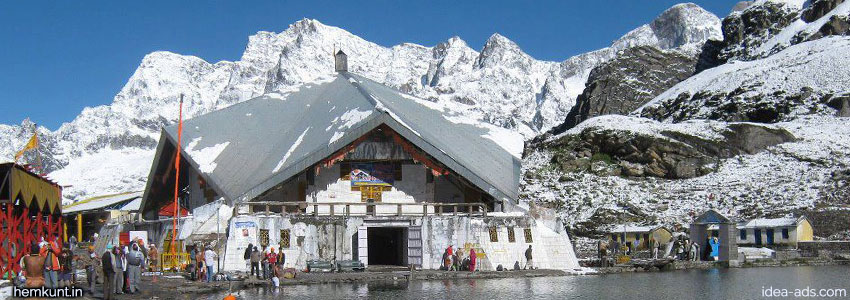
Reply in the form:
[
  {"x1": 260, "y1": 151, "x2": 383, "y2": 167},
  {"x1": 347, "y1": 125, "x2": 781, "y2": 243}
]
[
  {"x1": 638, "y1": 0, "x2": 850, "y2": 124},
  {"x1": 542, "y1": 118, "x2": 795, "y2": 180},
  {"x1": 0, "y1": 4, "x2": 722, "y2": 201},
  {"x1": 523, "y1": 0, "x2": 850, "y2": 238},
  {"x1": 637, "y1": 36, "x2": 850, "y2": 123},
  {"x1": 548, "y1": 46, "x2": 699, "y2": 135},
  {"x1": 709, "y1": 0, "x2": 850, "y2": 63}
]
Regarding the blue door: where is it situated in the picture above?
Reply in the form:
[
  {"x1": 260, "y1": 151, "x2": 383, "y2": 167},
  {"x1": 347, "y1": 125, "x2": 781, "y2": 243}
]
[
  {"x1": 754, "y1": 229, "x2": 762, "y2": 245},
  {"x1": 766, "y1": 229, "x2": 775, "y2": 244}
]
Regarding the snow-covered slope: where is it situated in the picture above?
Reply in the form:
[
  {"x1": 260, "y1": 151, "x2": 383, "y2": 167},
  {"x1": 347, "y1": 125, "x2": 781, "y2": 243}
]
[
  {"x1": 522, "y1": 0, "x2": 850, "y2": 240},
  {"x1": 637, "y1": 36, "x2": 850, "y2": 122},
  {"x1": 0, "y1": 4, "x2": 721, "y2": 201},
  {"x1": 523, "y1": 115, "x2": 850, "y2": 234}
]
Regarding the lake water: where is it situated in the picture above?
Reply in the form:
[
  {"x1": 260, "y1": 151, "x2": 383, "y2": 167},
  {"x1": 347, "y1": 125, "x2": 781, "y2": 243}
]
[{"x1": 209, "y1": 266, "x2": 850, "y2": 299}]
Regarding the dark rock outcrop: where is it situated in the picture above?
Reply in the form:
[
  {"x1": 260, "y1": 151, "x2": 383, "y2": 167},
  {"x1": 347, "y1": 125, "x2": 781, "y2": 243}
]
[
  {"x1": 543, "y1": 122, "x2": 795, "y2": 180},
  {"x1": 717, "y1": 1, "x2": 800, "y2": 61},
  {"x1": 802, "y1": 0, "x2": 847, "y2": 22},
  {"x1": 808, "y1": 14, "x2": 850, "y2": 40},
  {"x1": 826, "y1": 94, "x2": 850, "y2": 117},
  {"x1": 549, "y1": 46, "x2": 698, "y2": 135},
  {"x1": 695, "y1": 39, "x2": 726, "y2": 73},
  {"x1": 705, "y1": 0, "x2": 850, "y2": 65},
  {"x1": 639, "y1": 86, "x2": 841, "y2": 123}
]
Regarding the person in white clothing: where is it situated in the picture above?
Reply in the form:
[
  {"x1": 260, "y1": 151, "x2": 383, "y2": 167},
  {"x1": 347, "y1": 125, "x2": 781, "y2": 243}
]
[{"x1": 203, "y1": 247, "x2": 217, "y2": 283}]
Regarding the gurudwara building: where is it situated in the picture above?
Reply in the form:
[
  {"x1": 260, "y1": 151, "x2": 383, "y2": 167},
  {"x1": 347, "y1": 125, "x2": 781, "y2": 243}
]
[{"x1": 138, "y1": 52, "x2": 579, "y2": 272}]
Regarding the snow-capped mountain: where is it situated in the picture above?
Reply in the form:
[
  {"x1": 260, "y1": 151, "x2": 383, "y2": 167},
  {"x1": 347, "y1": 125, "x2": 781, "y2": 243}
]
[
  {"x1": 0, "y1": 4, "x2": 722, "y2": 202},
  {"x1": 522, "y1": 0, "x2": 850, "y2": 241}
]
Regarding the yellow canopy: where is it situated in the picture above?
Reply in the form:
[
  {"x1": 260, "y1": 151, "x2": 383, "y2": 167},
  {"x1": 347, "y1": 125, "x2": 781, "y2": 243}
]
[{"x1": 9, "y1": 166, "x2": 62, "y2": 213}]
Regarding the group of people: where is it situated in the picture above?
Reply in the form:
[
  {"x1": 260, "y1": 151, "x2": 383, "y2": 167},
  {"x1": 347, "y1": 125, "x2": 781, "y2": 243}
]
[
  {"x1": 598, "y1": 238, "x2": 665, "y2": 267},
  {"x1": 17, "y1": 237, "x2": 84, "y2": 288},
  {"x1": 597, "y1": 235, "x2": 722, "y2": 266},
  {"x1": 100, "y1": 238, "x2": 157, "y2": 300},
  {"x1": 244, "y1": 243, "x2": 289, "y2": 287},
  {"x1": 188, "y1": 243, "x2": 219, "y2": 283},
  {"x1": 17, "y1": 235, "x2": 160, "y2": 300},
  {"x1": 672, "y1": 236, "x2": 720, "y2": 261},
  {"x1": 440, "y1": 244, "x2": 478, "y2": 272},
  {"x1": 31, "y1": 237, "x2": 74, "y2": 288}
]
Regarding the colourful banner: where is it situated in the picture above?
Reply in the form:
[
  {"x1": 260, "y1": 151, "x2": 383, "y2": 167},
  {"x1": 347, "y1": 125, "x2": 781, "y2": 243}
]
[{"x1": 350, "y1": 163, "x2": 394, "y2": 186}]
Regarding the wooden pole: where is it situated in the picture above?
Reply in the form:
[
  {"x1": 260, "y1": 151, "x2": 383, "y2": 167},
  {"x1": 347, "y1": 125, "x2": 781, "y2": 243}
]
[{"x1": 77, "y1": 213, "x2": 83, "y2": 242}]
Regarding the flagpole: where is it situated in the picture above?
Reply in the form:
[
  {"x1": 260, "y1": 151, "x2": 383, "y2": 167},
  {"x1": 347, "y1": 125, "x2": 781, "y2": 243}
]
[
  {"x1": 171, "y1": 94, "x2": 184, "y2": 257},
  {"x1": 33, "y1": 123, "x2": 46, "y2": 176},
  {"x1": 1, "y1": 124, "x2": 39, "y2": 203}
]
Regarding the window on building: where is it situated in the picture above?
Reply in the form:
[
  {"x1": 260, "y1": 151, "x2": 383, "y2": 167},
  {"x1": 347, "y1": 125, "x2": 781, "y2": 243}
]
[
  {"x1": 489, "y1": 227, "x2": 499, "y2": 242},
  {"x1": 394, "y1": 162, "x2": 403, "y2": 181},
  {"x1": 782, "y1": 228, "x2": 789, "y2": 239},
  {"x1": 524, "y1": 228, "x2": 533, "y2": 243},
  {"x1": 280, "y1": 229, "x2": 290, "y2": 249},
  {"x1": 508, "y1": 227, "x2": 516, "y2": 243},
  {"x1": 259, "y1": 229, "x2": 270, "y2": 248},
  {"x1": 361, "y1": 185, "x2": 383, "y2": 202},
  {"x1": 740, "y1": 229, "x2": 747, "y2": 240}
]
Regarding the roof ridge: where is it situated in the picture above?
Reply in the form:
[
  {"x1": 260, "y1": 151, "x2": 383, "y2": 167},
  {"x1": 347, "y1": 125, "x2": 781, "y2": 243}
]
[
  {"x1": 63, "y1": 191, "x2": 142, "y2": 209},
  {"x1": 339, "y1": 72, "x2": 380, "y2": 109}
]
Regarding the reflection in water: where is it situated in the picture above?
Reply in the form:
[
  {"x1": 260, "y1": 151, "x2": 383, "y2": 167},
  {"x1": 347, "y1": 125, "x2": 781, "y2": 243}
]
[{"x1": 208, "y1": 266, "x2": 850, "y2": 300}]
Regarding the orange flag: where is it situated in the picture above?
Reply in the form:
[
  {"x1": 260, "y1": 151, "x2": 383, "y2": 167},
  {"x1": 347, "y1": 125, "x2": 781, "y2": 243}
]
[{"x1": 15, "y1": 133, "x2": 38, "y2": 162}]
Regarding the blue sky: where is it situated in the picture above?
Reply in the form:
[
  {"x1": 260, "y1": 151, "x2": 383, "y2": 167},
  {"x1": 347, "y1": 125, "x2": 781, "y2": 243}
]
[{"x1": 0, "y1": 1, "x2": 740, "y2": 130}]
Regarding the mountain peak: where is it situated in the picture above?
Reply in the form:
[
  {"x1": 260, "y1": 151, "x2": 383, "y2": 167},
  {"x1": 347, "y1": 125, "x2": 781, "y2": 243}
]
[
  {"x1": 432, "y1": 36, "x2": 474, "y2": 59},
  {"x1": 20, "y1": 117, "x2": 35, "y2": 128},
  {"x1": 612, "y1": 2, "x2": 721, "y2": 51},
  {"x1": 445, "y1": 36, "x2": 470, "y2": 48},
  {"x1": 477, "y1": 33, "x2": 534, "y2": 69},
  {"x1": 651, "y1": 3, "x2": 722, "y2": 48},
  {"x1": 482, "y1": 33, "x2": 522, "y2": 52},
  {"x1": 287, "y1": 18, "x2": 327, "y2": 34},
  {"x1": 655, "y1": 3, "x2": 720, "y2": 26},
  {"x1": 485, "y1": 33, "x2": 514, "y2": 45}
]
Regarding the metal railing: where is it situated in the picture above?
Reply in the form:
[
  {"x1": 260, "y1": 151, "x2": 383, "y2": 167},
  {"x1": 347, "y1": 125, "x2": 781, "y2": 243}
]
[
  {"x1": 160, "y1": 252, "x2": 190, "y2": 271},
  {"x1": 235, "y1": 201, "x2": 488, "y2": 217}
]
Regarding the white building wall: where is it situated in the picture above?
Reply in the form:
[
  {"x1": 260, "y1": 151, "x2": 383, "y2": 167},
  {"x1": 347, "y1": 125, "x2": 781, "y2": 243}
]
[
  {"x1": 305, "y1": 163, "x2": 461, "y2": 215},
  {"x1": 223, "y1": 214, "x2": 362, "y2": 272},
  {"x1": 737, "y1": 227, "x2": 797, "y2": 245},
  {"x1": 221, "y1": 215, "x2": 580, "y2": 272}
]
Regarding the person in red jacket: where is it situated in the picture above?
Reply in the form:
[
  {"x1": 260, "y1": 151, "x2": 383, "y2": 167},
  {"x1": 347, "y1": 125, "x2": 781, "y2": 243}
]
[
  {"x1": 40, "y1": 237, "x2": 61, "y2": 288},
  {"x1": 444, "y1": 245, "x2": 453, "y2": 270},
  {"x1": 469, "y1": 248, "x2": 477, "y2": 272},
  {"x1": 267, "y1": 248, "x2": 278, "y2": 267}
]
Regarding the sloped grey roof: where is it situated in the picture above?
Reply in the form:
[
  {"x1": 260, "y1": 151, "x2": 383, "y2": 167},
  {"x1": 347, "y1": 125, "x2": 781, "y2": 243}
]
[
  {"x1": 693, "y1": 209, "x2": 732, "y2": 224},
  {"x1": 152, "y1": 72, "x2": 521, "y2": 205},
  {"x1": 63, "y1": 191, "x2": 143, "y2": 214},
  {"x1": 739, "y1": 216, "x2": 807, "y2": 229}
]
